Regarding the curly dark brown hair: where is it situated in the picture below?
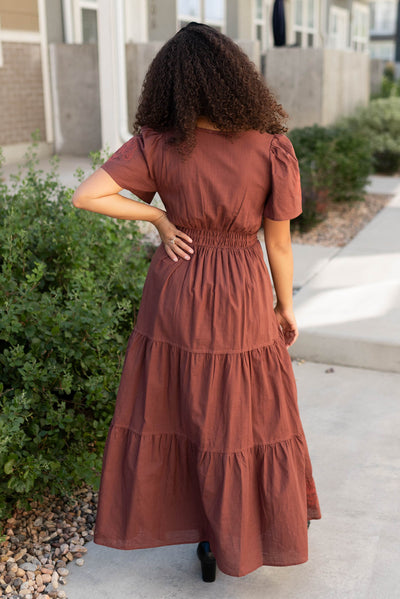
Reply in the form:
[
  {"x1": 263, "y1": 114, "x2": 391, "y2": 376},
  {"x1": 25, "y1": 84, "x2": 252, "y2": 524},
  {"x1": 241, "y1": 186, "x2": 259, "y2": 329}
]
[{"x1": 132, "y1": 21, "x2": 289, "y2": 157}]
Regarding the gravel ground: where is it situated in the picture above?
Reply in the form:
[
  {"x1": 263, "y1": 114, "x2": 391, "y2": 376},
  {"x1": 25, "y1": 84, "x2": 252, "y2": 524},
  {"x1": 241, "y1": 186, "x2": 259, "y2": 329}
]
[
  {"x1": 0, "y1": 485, "x2": 97, "y2": 598},
  {"x1": 290, "y1": 193, "x2": 393, "y2": 247}
]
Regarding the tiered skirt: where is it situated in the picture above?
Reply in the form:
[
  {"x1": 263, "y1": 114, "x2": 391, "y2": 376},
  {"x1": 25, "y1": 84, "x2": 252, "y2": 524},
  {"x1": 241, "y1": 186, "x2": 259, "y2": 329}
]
[{"x1": 93, "y1": 227, "x2": 321, "y2": 577}]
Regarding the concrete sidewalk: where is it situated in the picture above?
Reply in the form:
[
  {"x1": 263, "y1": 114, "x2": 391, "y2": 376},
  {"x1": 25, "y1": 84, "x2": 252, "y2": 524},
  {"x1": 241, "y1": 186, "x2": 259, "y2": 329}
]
[
  {"x1": 289, "y1": 190, "x2": 400, "y2": 373},
  {"x1": 63, "y1": 361, "x2": 400, "y2": 599},
  {"x1": 1, "y1": 154, "x2": 93, "y2": 190}
]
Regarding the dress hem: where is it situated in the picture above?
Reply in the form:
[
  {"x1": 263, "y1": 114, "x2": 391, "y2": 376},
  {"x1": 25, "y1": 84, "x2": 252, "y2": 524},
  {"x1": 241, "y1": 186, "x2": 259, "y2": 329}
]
[{"x1": 92, "y1": 534, "x2": 313, "y2": 576}]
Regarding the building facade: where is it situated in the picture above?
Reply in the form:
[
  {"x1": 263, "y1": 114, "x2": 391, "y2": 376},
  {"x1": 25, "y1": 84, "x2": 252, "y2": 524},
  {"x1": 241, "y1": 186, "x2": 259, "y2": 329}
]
[
  {"x1": 0, "y1": 0, "x2": 371, "y2": 162},
  {"x1": 56, "y1": 1, "x2": 371, "y2": 53},
  {"x1": 369, "y1": 0, "x2": 398, "y2": 60}
]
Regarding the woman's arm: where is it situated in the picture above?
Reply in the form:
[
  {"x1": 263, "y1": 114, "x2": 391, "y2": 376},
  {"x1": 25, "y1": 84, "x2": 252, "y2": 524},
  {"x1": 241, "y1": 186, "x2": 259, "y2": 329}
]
[
  {"x1": 72, "y1": 167, "x2": 164, "y2": 222},
  {"x1": 72, "y1": 168, "x2": 194, "y2": 261},
  {"x1": 263, "y1": 217, "x2": 298, "y2": 347}
]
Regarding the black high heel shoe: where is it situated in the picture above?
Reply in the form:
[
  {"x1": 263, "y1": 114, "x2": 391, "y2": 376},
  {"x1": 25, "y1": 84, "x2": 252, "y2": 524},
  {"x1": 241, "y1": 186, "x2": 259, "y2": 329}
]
[{"x1": 197, "y1": 541, "x2": 216, "y2": 582}]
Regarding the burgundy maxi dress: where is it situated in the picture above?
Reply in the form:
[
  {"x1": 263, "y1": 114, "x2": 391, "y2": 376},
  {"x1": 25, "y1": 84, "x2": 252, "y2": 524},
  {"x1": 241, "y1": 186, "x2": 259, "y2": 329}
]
[{"x1": 93, "y1": 125, "x2": 322, "y2": 577}]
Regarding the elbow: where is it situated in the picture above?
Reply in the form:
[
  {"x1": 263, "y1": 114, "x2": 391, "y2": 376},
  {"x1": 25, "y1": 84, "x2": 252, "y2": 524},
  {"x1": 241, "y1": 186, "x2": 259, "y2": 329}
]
[{"x1": 72, "y1": 191, "x2": 85, "y2": 209}]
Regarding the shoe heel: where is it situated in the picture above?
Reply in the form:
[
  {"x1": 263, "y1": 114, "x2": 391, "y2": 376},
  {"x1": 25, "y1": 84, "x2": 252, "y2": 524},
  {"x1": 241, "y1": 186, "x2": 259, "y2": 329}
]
[
  {"x1": 200, "y1": 558, "x2": 216, "y2": 582},
  {"x1": 197, "y1": 541, "x2": 217, "y2": 582}
]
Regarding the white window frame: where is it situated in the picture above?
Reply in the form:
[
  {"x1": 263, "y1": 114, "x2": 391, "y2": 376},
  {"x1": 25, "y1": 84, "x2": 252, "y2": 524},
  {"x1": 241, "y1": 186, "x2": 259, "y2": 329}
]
[
  {"x1": 177, "y1": 0, "x2": 226, "y2": 33},
  {"x1": 68, "y1": 0, "x2": 99, "y2": 44},
  {"x1": 292, "y1": 0, "x2": 319, "y2": 48},
  {"x1": 369, "y1": 40, "x2": 396, "y2": 60},
  {"x1": 253, "y1": 0, "x2": 269, "y2": 52},
  {"x1": 351, "y1": 1, "x2": 369, "y2": 53},
  {"x1": 370, "y1": 0, "x2": 397, "y2": 36},
  {"x1": 328, "y1": 6, "x2": 349, "y2": 50}
]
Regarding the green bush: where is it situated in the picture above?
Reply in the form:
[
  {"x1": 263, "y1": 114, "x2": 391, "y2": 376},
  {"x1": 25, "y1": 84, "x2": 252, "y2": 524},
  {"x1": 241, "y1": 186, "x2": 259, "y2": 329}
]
[
  {"x1": 337, "y1": 97, "x2": 400, "y2": 174},
  {"x1": 289, "y1": 123, "x2": 372, "y2": 231},
  {"x1": 380, "y1": 76, "x2": 400, "y2": 98},
  {"x1": 371, "y1": 62, "x2": 400, "y2": 99},
  {"x1": 288, "y1": 125, "x2": 331, "y2": 231},
  {"x1": 0, "y1": 137, "x2": 152, "y2": 521}
]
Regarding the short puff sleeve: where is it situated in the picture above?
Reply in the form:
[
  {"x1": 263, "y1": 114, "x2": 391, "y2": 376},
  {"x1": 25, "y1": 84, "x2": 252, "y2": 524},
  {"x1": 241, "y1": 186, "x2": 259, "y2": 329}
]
[
  {"x1": 263, "y1": 134, "x2": 303, "y2": 220},
  {"x1": 100, "y1": 133, "x2": 157, "y2": 204}
]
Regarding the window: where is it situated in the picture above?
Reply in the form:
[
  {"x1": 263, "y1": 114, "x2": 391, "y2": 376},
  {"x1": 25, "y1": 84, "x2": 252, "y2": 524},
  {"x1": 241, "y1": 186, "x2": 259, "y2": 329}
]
[
  {"x1": 328, "y1": 6, "x2": 349, "y2": 50},
  {"x1": 369, "y1": 41, "x2": 395, "y2": 60},
  {"x1": 204, "y1": 0, "x2": 224, "y2": 27},
  {"x1": 177, "y1": 0, "x2": 225, "y2": 32},
  {"x1": 67, "y1": 0, "x2": 98, "y2": 44},
  {"x1": 178, "y1": 0, "x2": 200, "y2": 21},
  {"x1": 370, "y1": 1, "x2": 397, "y2": 35},
  {"x1": 254, "y1": 0, "x2": 269, "y2": 51},
  {"x1": 292, "y1": 0, "x2": 318, "y2": 48},
  {"x1": 81, "y1": 8, "x2": 97, "y2": 43},
  {"x1": 351, "y1": 2, "x2": 369, "y2": 52}
]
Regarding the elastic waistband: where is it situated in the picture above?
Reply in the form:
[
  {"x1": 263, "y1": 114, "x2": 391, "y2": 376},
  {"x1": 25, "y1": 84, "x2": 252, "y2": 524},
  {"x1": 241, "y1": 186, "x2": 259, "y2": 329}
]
[{"x1": 178, "y1": 226, "x2": 258, "y2": 248}]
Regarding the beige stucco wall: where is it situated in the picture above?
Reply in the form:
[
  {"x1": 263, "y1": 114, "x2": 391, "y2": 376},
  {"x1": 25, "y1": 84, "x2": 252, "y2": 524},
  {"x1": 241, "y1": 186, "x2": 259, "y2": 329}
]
[
  {"x1": 264, "y1": 48, "x2": 324, "y2": 128},
  {"x1": 264, "y1": 47, "x2": 370, "y2": 130},
  {"x1": 0, "y1": 0, "x2": 39, "y2": 31},
  {"x1": 322, "y1": 48, "x2": 370, "y2": 125}
]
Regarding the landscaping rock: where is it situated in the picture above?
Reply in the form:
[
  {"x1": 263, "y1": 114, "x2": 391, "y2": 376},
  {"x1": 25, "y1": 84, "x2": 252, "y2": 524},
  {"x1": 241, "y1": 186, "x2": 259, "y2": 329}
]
[{"x1": 0, "y1": 484, "x2": 97, "y2": 599}]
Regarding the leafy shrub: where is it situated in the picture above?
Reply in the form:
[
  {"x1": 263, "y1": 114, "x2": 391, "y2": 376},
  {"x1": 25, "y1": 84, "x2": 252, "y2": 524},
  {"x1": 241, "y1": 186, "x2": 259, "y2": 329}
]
[
  {"x1": 371, "y1": 62, "x2": 400, "y2": 99},
  {"x1": 287, "y1": 125, "x2": 332, "y2": 231},
  {"x1": 380, "y1": 76, "x2": 400, "y2": 98},
  {"x1": 289, "y1": 124, "x2": 372, "y2": 231},
  {"x1": 0, "y1": 137, "x2": 152, "y2": 521},
  {"x1": 383, "y1": 61, "x2": 395, "y2": 82},
  {"x1": 337, "y1": 97, "x2": 400, "y2": 174},
  {"x1": 319, "y1": 125, "x2": 373, "y2": 201}
]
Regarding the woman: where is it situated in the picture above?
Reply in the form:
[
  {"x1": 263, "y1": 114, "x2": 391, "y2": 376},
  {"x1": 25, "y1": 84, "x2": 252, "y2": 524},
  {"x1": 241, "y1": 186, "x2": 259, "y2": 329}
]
[{"x1": 72, "y1": 21, "x2": 321, "y2": 582}]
